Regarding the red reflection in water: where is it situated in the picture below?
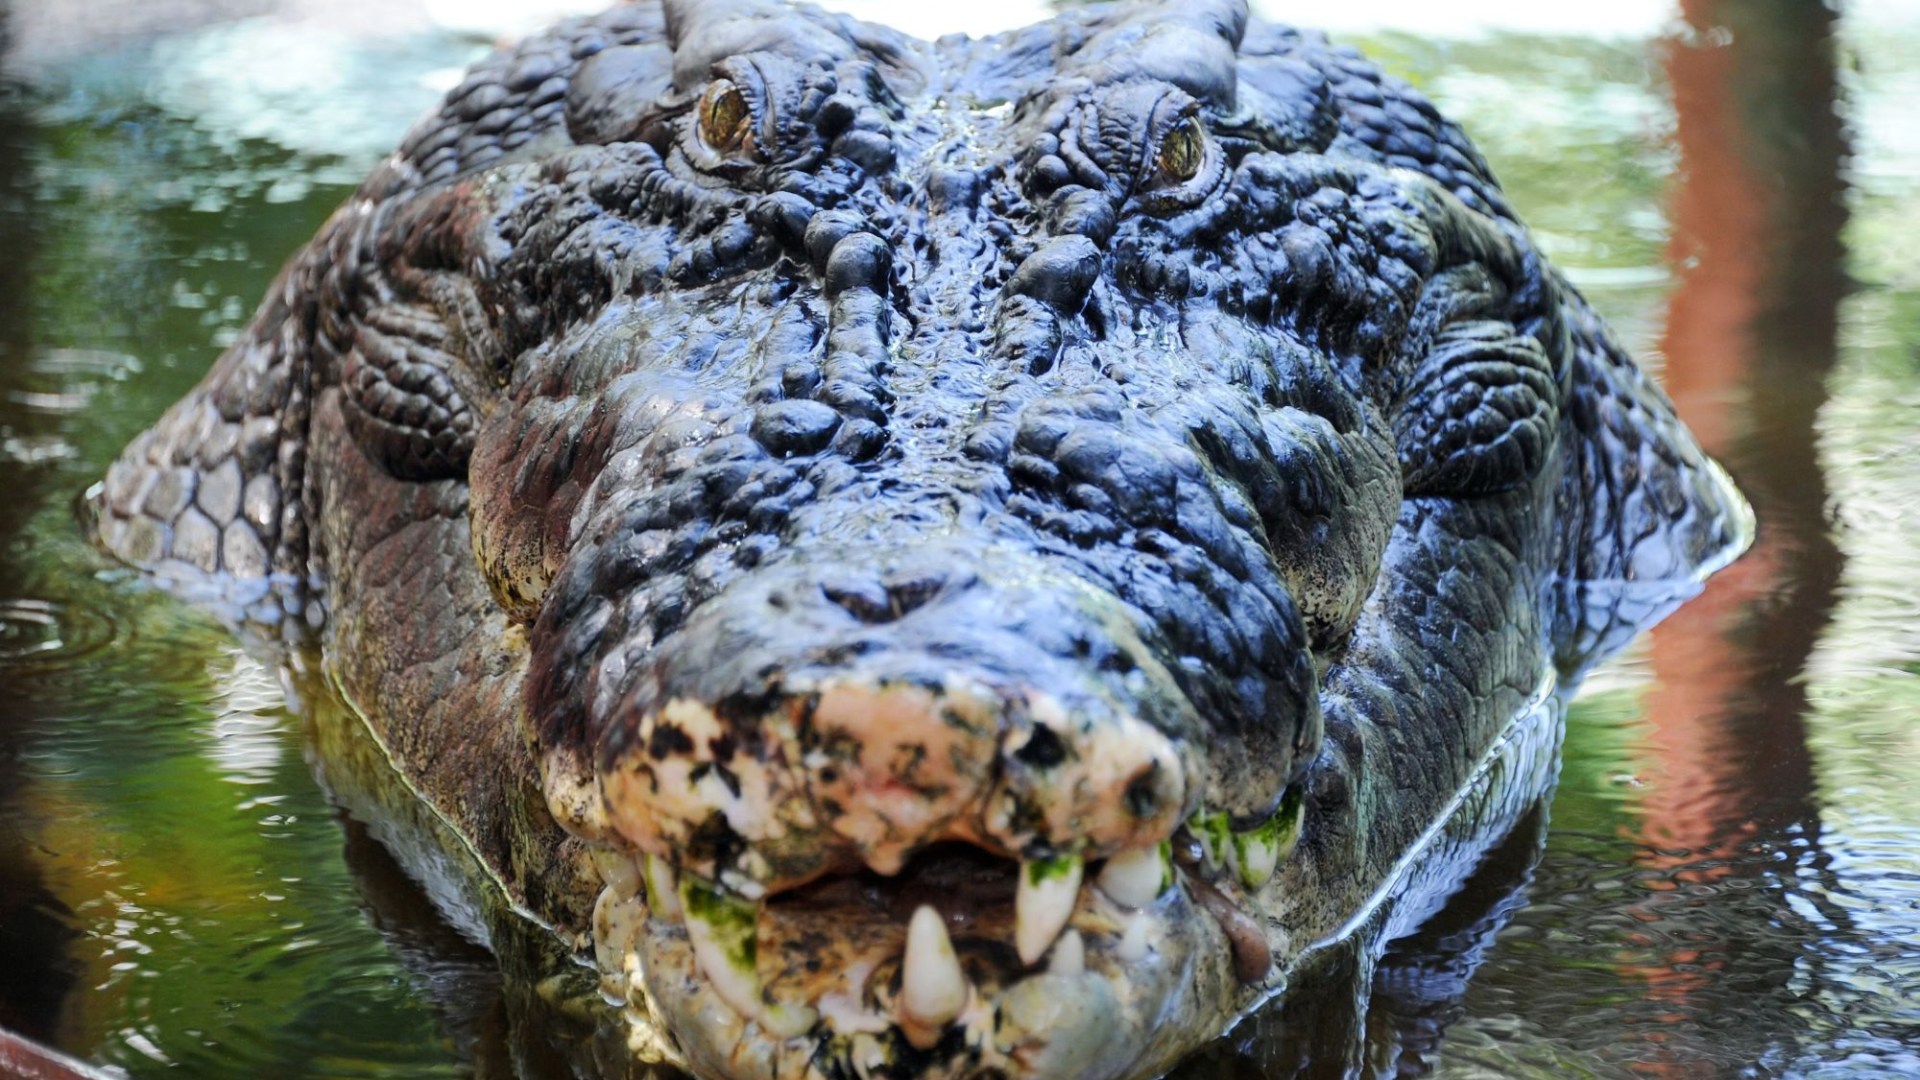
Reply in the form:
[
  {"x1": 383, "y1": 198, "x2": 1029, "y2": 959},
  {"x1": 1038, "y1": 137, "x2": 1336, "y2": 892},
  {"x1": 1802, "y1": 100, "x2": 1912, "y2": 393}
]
[{"x1": 1625, "y1": 0, "x2": 1847, "y2": 1070}]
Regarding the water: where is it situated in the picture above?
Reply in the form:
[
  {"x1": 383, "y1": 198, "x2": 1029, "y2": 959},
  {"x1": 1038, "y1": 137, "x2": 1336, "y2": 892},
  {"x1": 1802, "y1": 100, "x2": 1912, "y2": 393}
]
[{"x1": 1, "y1": 1, "x2": 1917, "y2": 1077}]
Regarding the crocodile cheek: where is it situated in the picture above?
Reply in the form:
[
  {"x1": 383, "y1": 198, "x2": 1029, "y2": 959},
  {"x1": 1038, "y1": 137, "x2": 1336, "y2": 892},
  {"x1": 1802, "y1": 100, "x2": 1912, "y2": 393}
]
[{"x1": 1197, "y1": 643, "x2": 1322, "y2": 829}]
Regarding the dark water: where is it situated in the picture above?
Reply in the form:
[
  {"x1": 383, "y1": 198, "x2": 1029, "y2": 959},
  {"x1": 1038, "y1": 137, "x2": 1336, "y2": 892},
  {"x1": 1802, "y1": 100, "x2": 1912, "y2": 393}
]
[{"x1": 1, "y1": 2, "x2": 1917, "y2": 1077}]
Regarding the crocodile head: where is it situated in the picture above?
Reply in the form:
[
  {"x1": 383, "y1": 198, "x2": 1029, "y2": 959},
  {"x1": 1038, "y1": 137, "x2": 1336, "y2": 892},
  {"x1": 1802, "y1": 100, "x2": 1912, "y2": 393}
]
[{"x1": 91, "y1": 0, "x2": 1751, "y2": 1076}]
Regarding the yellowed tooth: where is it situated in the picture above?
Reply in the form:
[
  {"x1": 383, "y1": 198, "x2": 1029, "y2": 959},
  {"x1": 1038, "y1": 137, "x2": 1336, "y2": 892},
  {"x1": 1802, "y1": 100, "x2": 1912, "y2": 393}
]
[
  {"x1": 591, "y1": 882, "x2": 646, "y2": 982},
  {"x1": 758, "y1": 999, "x2": 820, "y2": 1039},
  {"x1": 643, "y1": 853, "x2": 683, "y2": 920},
  {"x1": 678, "y1": 875, "x2": 817, "y2": 1038},
  {"x1": 1096, "y1": 841, "x2": 1172, "y2": 908},
  {"x1": 1016, "y1": 854, "x2": 1083, "y2": 966},
  {"x1": 1049, "y1": 929, "x2": 1086, "y2": 976},
  {"x1": 899, "y1": 904, "x2": 969, "y2": 1050},
  {"x1": 590, "y1": 847, "x2": 642, "y2": 900}
]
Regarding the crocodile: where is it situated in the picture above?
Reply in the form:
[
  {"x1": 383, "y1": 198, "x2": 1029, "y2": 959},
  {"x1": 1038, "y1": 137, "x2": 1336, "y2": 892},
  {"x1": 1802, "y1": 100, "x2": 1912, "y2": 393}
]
[{"x1": 87, "y1": 1, "x2": 1751, "y2": 1077}]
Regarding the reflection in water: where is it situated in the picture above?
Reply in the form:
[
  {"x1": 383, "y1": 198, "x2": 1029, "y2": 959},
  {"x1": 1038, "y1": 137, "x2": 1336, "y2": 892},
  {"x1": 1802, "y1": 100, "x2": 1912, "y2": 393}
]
[
  {"x1": 1364, "y1": 804, "x2": 1549, "y2": 1076},
  {"x1": 1621, "y1": 0, "x2": 1849, "y2": 1071},
  {"x1": 0, "y1": 0, "x2": 87, "y2": 1047},
  {"x1": 0, "y1": 4, "x2": 477, "y2": 1072},
  {"x1": 1443, "y1": 0, "x2": 1920, "y2": 1075}
]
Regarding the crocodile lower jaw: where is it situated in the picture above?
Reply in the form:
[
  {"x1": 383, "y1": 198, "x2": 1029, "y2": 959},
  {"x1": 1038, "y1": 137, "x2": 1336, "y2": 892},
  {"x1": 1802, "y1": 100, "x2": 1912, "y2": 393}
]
[{"x1": 589, "y1": 837, "x2": 1254, "y2": 1080}]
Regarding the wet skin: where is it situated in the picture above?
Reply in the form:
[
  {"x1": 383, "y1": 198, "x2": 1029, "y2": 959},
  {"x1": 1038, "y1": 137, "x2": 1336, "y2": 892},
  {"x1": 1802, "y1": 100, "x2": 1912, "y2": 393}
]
[{"x1": 89, "y1": 1, "x2": 1750, "y2": 1077}]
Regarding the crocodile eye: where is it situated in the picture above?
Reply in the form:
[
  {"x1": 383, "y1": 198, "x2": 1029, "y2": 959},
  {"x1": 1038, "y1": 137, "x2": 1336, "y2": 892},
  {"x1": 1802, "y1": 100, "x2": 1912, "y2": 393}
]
[
  {"x1": 698, "y1": 79, "x2": 753, "y2": 155},
  {"x1": 1154, "y1": 116, "x2": 1205, "y2": 184}
]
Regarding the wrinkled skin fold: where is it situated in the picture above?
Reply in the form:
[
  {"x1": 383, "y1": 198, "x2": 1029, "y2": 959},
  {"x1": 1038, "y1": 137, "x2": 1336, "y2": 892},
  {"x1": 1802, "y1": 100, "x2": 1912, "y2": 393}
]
[{"x1": 89, "y1": 1, "x2": 1750, "y2": 1077}]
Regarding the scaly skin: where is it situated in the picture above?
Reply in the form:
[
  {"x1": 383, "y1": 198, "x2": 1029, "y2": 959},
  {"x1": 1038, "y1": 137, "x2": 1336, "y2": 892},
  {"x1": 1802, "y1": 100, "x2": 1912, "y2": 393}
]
[{"x1": 89, "y1": 2, "x2": 1751, "y2": 1077}]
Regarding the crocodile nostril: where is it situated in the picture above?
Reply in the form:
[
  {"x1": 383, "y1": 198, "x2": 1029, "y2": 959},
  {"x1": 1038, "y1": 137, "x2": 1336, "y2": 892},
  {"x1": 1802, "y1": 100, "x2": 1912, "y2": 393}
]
[
  {"x1": 1011, "y1": 724, "x2": 1067, "y2": 769},
  {"x1": 1123, "y1": 765, "x2": 1169, "y2": 819},
  {"x1": 821, "y1": 571, "x2": 958, "y2": 624},
  {"x1": 883, "y1": 572, "x2": 951, "y2": 618},
  {"x1": 822, "y1": 578, "x2": 892, "y2": 623}
]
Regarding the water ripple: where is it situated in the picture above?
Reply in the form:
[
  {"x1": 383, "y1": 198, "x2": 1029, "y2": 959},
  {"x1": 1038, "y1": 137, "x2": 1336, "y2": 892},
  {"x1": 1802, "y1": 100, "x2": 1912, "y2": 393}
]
[{"x1": 0, "y1": 596, "x2": 119, "y2": 667}]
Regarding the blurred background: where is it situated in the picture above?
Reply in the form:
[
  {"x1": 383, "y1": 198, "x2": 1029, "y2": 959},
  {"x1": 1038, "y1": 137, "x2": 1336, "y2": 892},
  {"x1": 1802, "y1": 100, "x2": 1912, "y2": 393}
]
[{"x1": 0, "y1": 0, "x2": 1917, "y2": 1076}]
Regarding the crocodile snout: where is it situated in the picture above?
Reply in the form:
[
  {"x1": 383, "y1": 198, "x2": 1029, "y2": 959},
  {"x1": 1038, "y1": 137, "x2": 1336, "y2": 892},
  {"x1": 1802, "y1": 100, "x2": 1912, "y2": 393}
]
[
  {"x1": 570, "y1": 541, "x2": 1277, "y2": 1060},
  {"x1": 595, "y1": 544, "x2": 1204, "y2": 902}
]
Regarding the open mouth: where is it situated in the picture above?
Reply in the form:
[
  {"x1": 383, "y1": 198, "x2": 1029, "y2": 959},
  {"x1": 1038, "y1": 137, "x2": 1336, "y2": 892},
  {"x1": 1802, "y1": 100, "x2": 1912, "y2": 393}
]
[
  {"x1": 543, "y1": 571, "x2": 1317, "y2": 1078},
  {"x1": 568, "y1": 661, "x2": 1571, "y2": 1080},
  {"x1": 588, "y1": 815, "x2": 1294, "y2": 1080}
]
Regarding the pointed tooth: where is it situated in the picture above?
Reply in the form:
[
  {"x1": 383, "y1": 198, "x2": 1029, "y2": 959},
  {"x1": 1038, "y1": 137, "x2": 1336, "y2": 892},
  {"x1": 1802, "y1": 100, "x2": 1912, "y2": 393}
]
[
  {"x1": 759, "y1": 999, "x2": 820, "y2": 1039},
  {"x1": 1015, "y1": 854, "x2": 1083, "y2": 966},
  {"x1": 1188, "y1": 810, "x2": 1231, "y2": 871},
  {"x1": 678, "y1": 875, "x2": 817, "y2": 1038},
  {"x1": 590, "y1": 848, "x2": 642, "y2": 900},
  {"x1": 1097, "y1": 842, "x2": 1172, "y2": 908},
  {"x1": 643, "y1": 854, "x2": 683, "y2": 920},
  {"x1": 1049, "y1": 929, "x2": 1085, "y2": 976},
  {"x1": 1233, "y1": 825, "x2": 1279, "y2": 889},
  {"x1": 1116, "y1": 912, "x2": 1152, "y2": 962},
  {"x1": 592, "y1": 881, "x2": 646, "y2": 978},
  {"x1": 678, "y1": 876, "x2": 759, "y2": 1015},
  {"x1": 1232, "y1": 788, "x2": 1305, "y2": 890},
  {"x1": 899, "y1": 905, "x2": 969, "y2": 1050}
]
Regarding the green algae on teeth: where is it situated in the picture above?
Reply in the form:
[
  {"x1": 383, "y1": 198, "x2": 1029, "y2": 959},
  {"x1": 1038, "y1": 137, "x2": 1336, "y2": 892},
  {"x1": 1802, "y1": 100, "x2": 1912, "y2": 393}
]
[
  {"x1": 1016, "y1": 853, "x2": 1084, "y2": 965},
  {"x1": 1231, "y1": 788, "x2": 1304, "y2": 890},
  {"x1": 679, "y1": 874, "x2": 817, "y2": 1037},
  {"x1": 1188, "y1": 809, "x2": 1232, "y2": 871}
]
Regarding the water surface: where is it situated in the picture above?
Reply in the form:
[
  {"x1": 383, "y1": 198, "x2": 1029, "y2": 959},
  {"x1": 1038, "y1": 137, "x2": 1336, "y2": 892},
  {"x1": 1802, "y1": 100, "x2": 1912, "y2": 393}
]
[{"x1": 1, "y1": 1, "x2": 1917, "y2": 1076}]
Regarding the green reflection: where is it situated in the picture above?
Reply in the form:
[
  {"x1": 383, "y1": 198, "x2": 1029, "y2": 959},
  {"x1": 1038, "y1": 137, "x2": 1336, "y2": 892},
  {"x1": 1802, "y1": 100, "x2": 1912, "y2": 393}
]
[{"x1": 0, "y1": 25, "x2": 473, "y2": 1079}]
